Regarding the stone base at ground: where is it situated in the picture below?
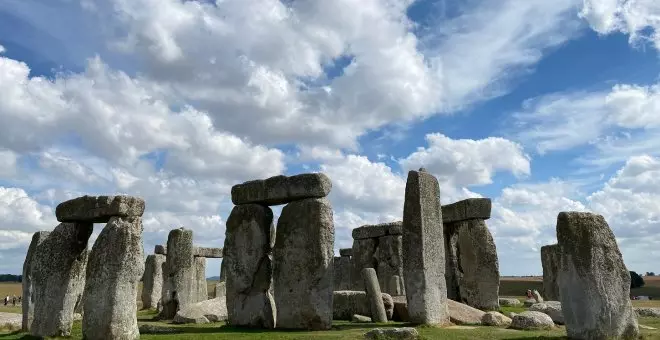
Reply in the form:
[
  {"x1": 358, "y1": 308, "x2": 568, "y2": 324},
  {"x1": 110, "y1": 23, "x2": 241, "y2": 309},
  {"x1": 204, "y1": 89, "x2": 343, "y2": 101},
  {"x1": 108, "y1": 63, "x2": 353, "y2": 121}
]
[
  {"x1": 529, "y1": 301, "x2": 564, "y2": 324},
  {"x1": 511, "y1": 311, "x2": 555, "y2": 330},
  {"x1": 172, "y1": 297, "x2": 227, "y2": 324},
  {"x1": 333, "y1": 291, "x2": 394, "y2": 321},
  {"x1": 364, "y1": 327, "x2": 420, "y2": 340},
  {"x1": 447, "y1": 299, "x2": 485, "y2": 325},
  {"x1": 481, "y1": 312, "x2": 512, "y2": 326}
]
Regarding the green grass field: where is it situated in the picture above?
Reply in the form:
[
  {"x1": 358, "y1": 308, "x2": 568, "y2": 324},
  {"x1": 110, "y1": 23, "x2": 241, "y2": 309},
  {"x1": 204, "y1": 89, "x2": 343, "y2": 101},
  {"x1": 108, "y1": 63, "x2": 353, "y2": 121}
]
[{"x1": 2, "y1": 279, "x2": 660, "y2": 339}]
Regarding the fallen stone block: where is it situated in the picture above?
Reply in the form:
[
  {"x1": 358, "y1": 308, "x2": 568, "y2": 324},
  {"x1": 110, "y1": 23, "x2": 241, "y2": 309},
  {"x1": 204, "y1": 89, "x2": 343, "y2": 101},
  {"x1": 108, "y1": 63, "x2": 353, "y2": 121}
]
[
  {"x1": 56, "y1": 195, "x2": 145, "y2": 223},
  {"x1": 352, "y1": 314, "x2": 372, "y2": 323},
  {"x1": 529, "y1": 301, "x2": 563, "y2": 324},
  {"x1": 333, "y1": 291, "x2": 394, "y2": 320},
  {"x1": 498, "y1": 298, "x2": 521, "y2": 307},
  {"x1": 447, "y1": 299, "x2": 484, "y2": 326},
  {"x1": 231, "y1": 173, "x2": 332, "y2": 206},
  {"x1": 172, "y1": 297, "x2": 227, "y2": 324},
  {"x1": 392, "y1": 296, "x2": 409, "y2": 322},
  {"x1": 138, "y1": 324, "x2": 181, "y2": 334},
  {"x1": 482, "y1": 311, "x2": 512, "y2": 327},
  {"x1": 441, "y1": 198, "x2": 491, "y2": 223},
  {"x1": 635, "y1": 307, "x2": 660, "y2": 318},
  {"x1": 511, "y1": 311, "x2": 554, "y2": 330},
  {"x1": 364, "y1": 327, "x2": 420, "y2": 340}
]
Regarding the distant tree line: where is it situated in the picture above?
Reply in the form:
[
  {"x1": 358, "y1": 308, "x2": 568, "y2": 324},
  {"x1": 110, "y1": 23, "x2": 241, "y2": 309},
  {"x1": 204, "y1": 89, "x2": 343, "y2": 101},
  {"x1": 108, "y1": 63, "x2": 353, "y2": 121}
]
[
  {"x1": 630, "y1": 271, "x2": 645, "y2": 289},
  {"x1": 0, "y1": 274, "x2": 21, "y2": 282}
]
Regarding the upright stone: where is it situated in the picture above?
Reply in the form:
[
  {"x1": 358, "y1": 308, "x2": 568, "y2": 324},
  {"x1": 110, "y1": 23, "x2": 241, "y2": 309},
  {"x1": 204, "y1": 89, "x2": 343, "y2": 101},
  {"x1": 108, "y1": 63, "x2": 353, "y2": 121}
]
[
  {"x1": 444, "y1": 222, "x2": 461, "y2": 300},
  {"x1": 194, "y1": 257, "x2": 208, "y2": 301},
  {"x1": 362, "y1": 268, "x2": 388, "y2": 323},
  {"x1": 142, "y1": 254, "x2": 166, "y2": 310},
  {"x1": 31, "y1": 223, "x2": 92, "y2": 337},
  {"x1": 351, "y1": 238, "x2": 377, "y2": 289},
  {"x1": 159, "y1": 228, "x2": 195, "y2": 319},
  {"x1": 556, "y1": 212, "x2": 639, "y2": 340},
  {"x1": 541, "y1": 244, "x2": 560, "y2": 301},
  {"x1": 376, "y1": 234, "x2": 405, "y2": 296},
  {"x1": 224, "y1": 204, "x2": 276, "y2": 328},
  {"x1": 335, "y1": 255, "x2": 352, "y2": 291},
  {"x1": 83, "y1": 216, "x2": 144, "y2": 340},
  {"x1": 455, "y1": 219, "x2": 500, "y2": 310},
  {"x1": 401, "y1": 168, "x2": 449, "y2": 325},
  {"x1": 21, "y1": 231, "x2": 51, "y2": 331},
  {"x1": 274, "y1": 198, "x2": 334, "y2": 330}
]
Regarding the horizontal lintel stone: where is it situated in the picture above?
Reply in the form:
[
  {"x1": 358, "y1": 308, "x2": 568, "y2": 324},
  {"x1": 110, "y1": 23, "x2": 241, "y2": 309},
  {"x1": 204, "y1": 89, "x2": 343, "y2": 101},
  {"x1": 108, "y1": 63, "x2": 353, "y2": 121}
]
[
  {"x1": 352, "y1": 221, "x2": 402, "y2": 240},
  {"x1": 193, "y1": 247, "x2": 223, "y2": 258},
  {"x1": 231, "y1": 173, "x2": 332, "y2": 206},
  {"x1": 56, "y1": 195, "x2": 145, "y2": 223},
  {"x1": 441, "y1": 198, "x2": 491, "y2": 224}
]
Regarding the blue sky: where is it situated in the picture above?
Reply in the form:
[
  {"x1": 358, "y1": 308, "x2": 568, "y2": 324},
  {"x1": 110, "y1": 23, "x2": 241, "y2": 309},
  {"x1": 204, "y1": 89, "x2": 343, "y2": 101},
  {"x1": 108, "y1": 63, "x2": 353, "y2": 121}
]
[{"x1": 2, "y1": 0, "x2": 660, "y2": 278}]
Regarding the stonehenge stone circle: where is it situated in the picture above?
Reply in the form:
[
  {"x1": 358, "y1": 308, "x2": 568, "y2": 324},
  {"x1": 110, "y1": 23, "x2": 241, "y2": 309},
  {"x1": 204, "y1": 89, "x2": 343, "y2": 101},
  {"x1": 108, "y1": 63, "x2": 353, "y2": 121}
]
[
  {"x1": 274, "y1": 197, "x2": 334, "y2": 330},
  {"x1": 224, "y1": 204, "x2": 276, "y2": 328},
  {"x1": 56, "y1": 195, "x2": 145, "y2": 223},
  {"x1": 556, "y1": 211, "x2": 639, "y2": 340},
  {"x1": 142, "y1": 254, "x2": 166, "y2": 310},
  {"x1": 83, "y1": 215, "x2": 144, "y2": 340},
  {"x1": 442, "y1": 198, "x2": 499, "y2": 311},
  {"x1": 361, "y1": 268, "x2": 388, "y2": 323},
  {"x1": 350, "y1": 222, "x2": 405, "y2": 296},
  {"x1": 231, "y1": 173, "x2": 332, "y2": 206},
  {"x1": 22, "y1": 231, "x2": 51, "y2": 331},
  {"x1": 541, "y1": 244, "x2": 560, "y2": 301},
  {"x1": 401, "y1": 168, "x2": 449, "y2": 325},
  {"x1": 30, "y1": 222, "x2": 92, "y2": 337}
]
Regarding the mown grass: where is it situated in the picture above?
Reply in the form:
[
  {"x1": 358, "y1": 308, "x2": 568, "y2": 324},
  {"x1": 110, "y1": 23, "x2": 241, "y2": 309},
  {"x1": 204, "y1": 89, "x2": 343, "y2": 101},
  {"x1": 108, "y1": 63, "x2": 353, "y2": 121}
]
[{"x1": 3, "y1": 280, "x2": 660, "y2": 339}]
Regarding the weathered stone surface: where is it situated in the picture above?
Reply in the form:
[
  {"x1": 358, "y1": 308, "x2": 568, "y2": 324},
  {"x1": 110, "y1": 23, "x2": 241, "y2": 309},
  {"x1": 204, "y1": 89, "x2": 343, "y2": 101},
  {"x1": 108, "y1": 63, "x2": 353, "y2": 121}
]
[
  {"x1": 541, "y1": 244, "x2": 560, "y2": 301},
  {"x1": 524, "y1": 299, "x2": 537, "y2": 307},
  {"x1": 83, "y1": 216, "x2": 143, "y2": 340},
  {"x1": 441, "y1": 198, "x2": 491, "y2": 224},
  {"x1": 635, "y1": 307, "x2": 660, "y2": 318},
  {"x1": 392, "y1": 296, "x2": 409, "y2": 322},
  {"x1": 231, "y1": 173, "x2": 332, "y2": 206},
  {"x1": 447, "y1": 299, "x2": 485, "y2": 325},
  {"x1": 334, "y1": 256, "x2": 352, "y2": 291},
  {"x1": 362, "y1": 268, "x2": 388, "y2": 323},
  {"x1": 511, "y1": 311, "x2": 554, "y2": 330},
  {"x1": 352, "y1": 314, "x2": 372, "y2": 323},
  {"x1": 351, "y1": 238, "x2": 377, "y2": 289},
  {"x1": 141, "y1": 254, "x2": 166, "y2": 310},
  {"x1": 376, "y1": 234, "x2": 405, "y2": 296},
  {"x1": 172, "y1": 297, "x2": 227, "y2": 324},
  {"x1": 22, "y1": 231, "x2": 51, "y2": 331},
  {"x1": 401, "y1": 169, "x2": 449, "y2": 325},
  {"x1": 194, "y1": 257, "x2": 208, "y2": 301},
  {"x1": 444, "y1": 221, "x2": 461, "y2": 301},
  {"x1": 364, "y1": 327, "x2": 419, "y2": 340},
  {"x1": 31, "y1": 223, "x2": 92, "y2": 337},
  {"x1": 193, "y1": 247, "x2": 223, "y2": 258},
  {"x1": 333, "y1": 291, "x2": 394, "y2": 321},
  {"x1": 214, "y1": 282, "x2": 226, "y2": 298},
  {"x1": 530, "y1": 301, "x2": 563, "y2": 324},
  {"x1": 56, "y1": 195, "x2": 145, "y2": 223},
  {"x1": 556, "y1": 211, "x2": 639, "y2": 340},
  {"x1": 352, "y1": 222, "x2": 402, "y2": 240},
  {"x1": 498, "y1": 298, "x2": 521, "y2": 307},
  {"x1": 454, "y1": 219, "x2": 499, "y2": 311},
  {"x1": 138, "y1": 324, "x2": 181, "y2": 334},
  {"x1": 159, "y1": 228, "x2": 196, "y2": 319},
  {"x1": 224, "y1": 204, "x2": 275, "y2": 328},
  {"x1": 154, "y1": 244, "x2": 167, "y2": 255},
  {"x1": 340, "y1": 248, "x2": 353, "y2": 257},
  {"x1": 482, "y1": 311, "x2": 512, "y2": 327},
  {"x1": 274, "y1": 198, "x2": 334, "y2": 330}
]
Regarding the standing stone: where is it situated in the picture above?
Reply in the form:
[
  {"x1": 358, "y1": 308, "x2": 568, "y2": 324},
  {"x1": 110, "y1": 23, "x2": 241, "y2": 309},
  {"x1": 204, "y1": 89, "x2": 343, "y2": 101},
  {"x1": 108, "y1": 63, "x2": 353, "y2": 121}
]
[
  {"x1": 141, "y1": 254, "x2": 166, "y2": 310},
  {"x1": 389, "y1": 275, "x2": 402, "y2": 296},
  {"x1": 22, "y1": 231, "x2": 50, "y2": 331},
  {"x1": 31, "y1": 222, "x2": 92, "y2": 337},
  {"x1": 83, "y1": 216, "x2": 144, "y2": 340},
  {"x1": 376, "y1": 234, "x2": 405, "y2": 296},
  {"x1": 224, "y1": 204, "x2": 276, "y2": 328},
  {"x1": 274, "y1": 198, "x2": 334, "y2": 330},
  {"x1": 401, "y1": 168, "x2": 449, "y2": 325},
  {"x1": 444, "y1": 222, "x2": 461, "y2": 300},
  {"x1": 159, "y1": 228, "x2": 196, "y2": 319},
  {"x1": 455, "y1": 219, "x2": 500, "y2": 310},
  {"x1": 541, "y1": 244, "x2": 560, "y2": 301},
  {"x1": 194, "y1": 257, "x2": 208, "y2": 301},
  {"x1": 335, "y1": 255, "x2": 352, "y2": 291},
  {"x1": 556, "y1": 212, "x2": 639, "y2": 340},
  {"x1": 362, "y1": 268, "x2": 388, "y2": 323},
  {"x1": 351, "y1": 238, "x2": 377, "y2": 289}
]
